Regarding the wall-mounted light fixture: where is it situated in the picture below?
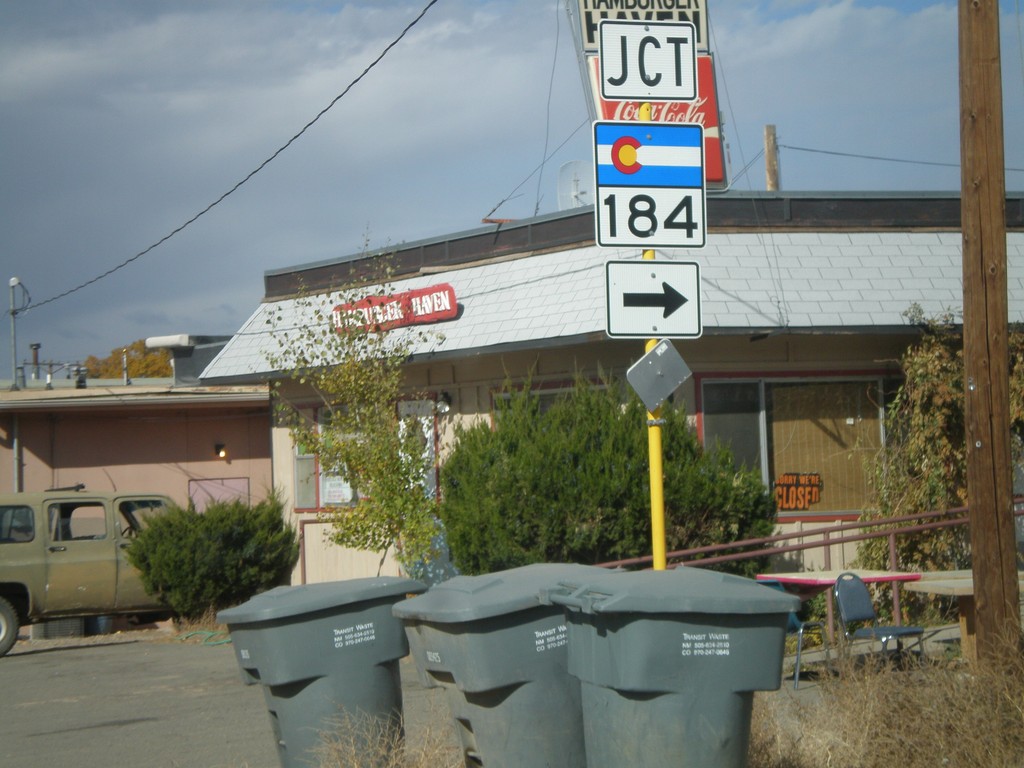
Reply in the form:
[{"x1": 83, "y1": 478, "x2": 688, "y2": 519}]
[
  {"x1": 214, "y1": 443, "x2": 227, "y2": 459},
  {"x1": 437, "y1": 391, "x2": 452, "y2": 415}
]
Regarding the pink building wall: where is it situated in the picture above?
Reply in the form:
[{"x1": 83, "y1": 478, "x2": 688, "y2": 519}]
[{"x1": 2, "y1": 405, "x2": 272, "y2": 509}]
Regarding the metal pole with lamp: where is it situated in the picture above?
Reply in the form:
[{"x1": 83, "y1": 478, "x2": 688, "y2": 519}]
[
  {"x1": 8, "y1": 276, "x2": 29, "y2": 492},
  {"x1": 9, "y1": 277, "x2": 21, "y2": 391}
]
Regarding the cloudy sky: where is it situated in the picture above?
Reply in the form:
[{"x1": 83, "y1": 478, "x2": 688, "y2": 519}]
[{"x1": 2, "y1": 0, "x2": 1023, "y2": 372}]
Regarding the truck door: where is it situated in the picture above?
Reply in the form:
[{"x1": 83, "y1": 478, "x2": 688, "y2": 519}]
[
  {"x1": 43, "y1": 499, "x2": 118, "y2": 613},
  {"x1": 114, "y1": 497, "x2": 167, "y2": 610}
]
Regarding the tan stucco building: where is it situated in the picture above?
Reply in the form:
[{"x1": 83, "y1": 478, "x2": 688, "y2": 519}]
[
  {"x1": 200, "y1": 192, "x2": 1024, "y2": 583},
  {"x1": 0, "y1": 337, "x2": 273, "y2": 515}
]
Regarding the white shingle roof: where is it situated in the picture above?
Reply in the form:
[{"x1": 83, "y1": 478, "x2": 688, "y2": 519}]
[{"x1": 201, "y1": 231, "x2": 1024, "y2": 381}]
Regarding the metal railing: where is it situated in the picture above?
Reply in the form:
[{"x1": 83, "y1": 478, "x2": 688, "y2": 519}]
[
  {"x1": 601, "y1": 506, "x2": 979, "y2": 570},
  {"x1": 600, "y1": 503, "x2": 1024, "y2": 628}
]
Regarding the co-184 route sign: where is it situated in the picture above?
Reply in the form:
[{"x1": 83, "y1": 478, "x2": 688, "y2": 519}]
[
  {"x1": 606, "y1": 260, "x2": 702, "y2": 339},
  {"x1": 594, "y1": 121, "x2": 706, "y2": 248}
]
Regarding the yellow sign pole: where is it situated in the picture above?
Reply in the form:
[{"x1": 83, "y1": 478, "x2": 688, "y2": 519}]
[{"x1": 638, "y1": 101, "x2": 667, "y2": 571}]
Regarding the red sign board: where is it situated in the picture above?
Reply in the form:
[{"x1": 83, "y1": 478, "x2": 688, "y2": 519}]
[
  {"x1": 588, "y1": 53, "x2": 725, "y2": 187},
  {"x1": 774, "y1": 473, "x2": 822, "y2": 512},
  {"x1": 333, "y1": 283, "x2": 457, "y2": 332}
]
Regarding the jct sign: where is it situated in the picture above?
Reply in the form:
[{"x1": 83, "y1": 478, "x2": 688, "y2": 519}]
[{"x1": 600, "y1": 20, "x2": 697, "y2": 102}]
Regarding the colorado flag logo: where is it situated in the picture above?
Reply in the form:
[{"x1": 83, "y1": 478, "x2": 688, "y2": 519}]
[{"x1": 594, "y1": 122, "x2": 704, "y2": 189}]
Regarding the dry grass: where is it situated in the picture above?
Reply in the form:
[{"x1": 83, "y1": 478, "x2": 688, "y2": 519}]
[
  {"x1": 748, "y1": 639, "x2": 1024, "y2": 768},
  {"x1": 308, "y1": 638, "x2": 1024, "y2": 767},
  {"x1": 314, "y1": 709, "x2": 462, "y2": 768},
  {"x1": 171, "y1": 609, "x2": 234, "y2": 646}
]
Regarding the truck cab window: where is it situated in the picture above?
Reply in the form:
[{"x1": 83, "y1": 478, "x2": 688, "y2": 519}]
[
  {"x1": 48, "y1": 503, "x2": 107, "y2": 541},
  {"x1": 118, "y1": 499, "x2": 168, "y2": 537},
  {"x1": 0, "y1": 506, "x2": 34, "y2": 543}
]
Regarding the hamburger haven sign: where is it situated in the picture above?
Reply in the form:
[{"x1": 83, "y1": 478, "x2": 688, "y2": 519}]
[
  {"x1": 333, "y1": 283, "x2": 458, "y2": 332},
  {"x1": 576, "y1": 0, "x2": 708, "y2": 53}
]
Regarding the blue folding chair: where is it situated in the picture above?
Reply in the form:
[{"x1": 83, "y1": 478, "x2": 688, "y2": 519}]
[
  {"x1": 833, "y1": 571, "x2": 924, "y2": 655},
  {"x1": 760, "y1": 580, "x2": 829, "y2": 689}
]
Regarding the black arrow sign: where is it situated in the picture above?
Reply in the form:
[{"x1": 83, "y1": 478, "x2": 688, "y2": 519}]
[{"x1": 623, "y1": 282, "x2": 688, "y2": 318}]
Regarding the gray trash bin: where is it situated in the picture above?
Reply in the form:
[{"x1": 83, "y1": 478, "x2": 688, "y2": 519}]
[
  {"x1": 217, "y1": 576, "x2": 426, "y2": 768},
  {"x1": 545, "y1": 568, "x2": 799, "y2": 768},
  {"x1": 392, "y1": 563, "x2": 613, "y2": 768}
]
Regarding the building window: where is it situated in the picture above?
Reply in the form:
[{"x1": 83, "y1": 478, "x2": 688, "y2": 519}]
[
  {"x1": 701, "y1": 381, "x2": 765, "y2": 475},
  {"x1": 188, "y1": 479, "x2": 251, "y2": 512},
  {"x1": 293, "y1": 401, "x2": 438, "y2": 511},
  {"x1": 491, "y1": 380, "x2": 606, "y2": 419},
  {"x1": 700, "y1": 377, "x2": 888, "y2": 516},
  {"x1": 398, "y1": 400, "x2": 438, "y2": 500},
  {"x1": 293, "y1": 409, "x2": 354, "y2": 511}
]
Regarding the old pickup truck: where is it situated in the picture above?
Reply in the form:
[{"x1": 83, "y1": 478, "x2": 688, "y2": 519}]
[{"x1": 0, "y1": 488, "x2": 175, "y2": 657}]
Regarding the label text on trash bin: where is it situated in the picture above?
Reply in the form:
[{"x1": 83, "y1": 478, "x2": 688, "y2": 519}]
[
  {"x1": 680, "y1": 631, "x2": 730, "y2": 657},
  {"x1": 534, "y1": 623, "x2": 568, "y2": 652},
  {"x1": 332, "y1": 621, "x2": 376, "y2": 649}
]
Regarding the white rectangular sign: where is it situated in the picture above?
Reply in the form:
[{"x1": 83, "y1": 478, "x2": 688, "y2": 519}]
[
  {"x1": 599, "y1": 21, "x2": 697, "y2": 102},
  {"x1": 593, "y1": 121, "x2": 706, "y2": 248},
  {"x1": 606, "y1": 260, "x2": 702, "y2": 339}
]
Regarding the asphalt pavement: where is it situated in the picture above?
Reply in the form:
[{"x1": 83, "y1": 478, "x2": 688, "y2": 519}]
[
  {"x1": 0, "y1": 624, "x2": 958, "y2": 768},
  {"x1": 0, "y1": 629, "x2": 448, "y2": 768}
]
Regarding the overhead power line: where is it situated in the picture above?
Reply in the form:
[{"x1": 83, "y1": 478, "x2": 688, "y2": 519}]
[
  {"x1": 533, "y1": 0, "x2": 562, "y2": 217},
  {"x1": 780, "y1": 143, "x2": 1024, "y2": 174},
  {"x1": 484, "y1": 118, "x2": 589, "y2": 221},
  {"x1": 28, "y1": 0, "x2": 439, "y2": 313}
]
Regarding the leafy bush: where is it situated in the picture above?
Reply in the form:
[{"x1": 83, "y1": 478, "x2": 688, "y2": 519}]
[
  {"x1": 856, "y1": 310, "x2": 1024, "y2": 620},
  {"x1": 851, "y1": 313, "x2": 1024, "y2": 626},
  {"x1": 127, "y1": 494, "x2": 298, "y2": 619},
  {"x1": 439, "y1": 377, "x2": 777, "y2": 575},
  {"x1": 267, "y1": 283, "x2": 443, "y2": 571}
]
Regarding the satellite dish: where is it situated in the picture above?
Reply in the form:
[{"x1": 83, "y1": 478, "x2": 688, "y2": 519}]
[{"x1": 557, "y1": 160, "x2": 594, "y2": 210}]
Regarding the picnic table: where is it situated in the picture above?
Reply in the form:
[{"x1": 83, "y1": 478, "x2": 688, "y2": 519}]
[
  {"x1": 756, "y1": 569, "x2": 921, "y2": 602},
  {"x1": 903, "y1": 569, "x2": 1024, "y2": 661}
]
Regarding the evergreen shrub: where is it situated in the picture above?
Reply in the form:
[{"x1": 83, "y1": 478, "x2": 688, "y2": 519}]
[
  {"x1": 439, "y1": 377, "x2": 777, "y2": 575},
  {"x1": 127, "y1": 494, "x2": 298, "y2": 620}
]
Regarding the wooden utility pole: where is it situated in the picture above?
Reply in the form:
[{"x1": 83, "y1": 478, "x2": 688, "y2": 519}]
[
  {"x1": 764, "y1": 124, "x2": 780, "y2": 191},
  {"x1": 959, "y1": 0, "x2": 1021, "y2": 664}
]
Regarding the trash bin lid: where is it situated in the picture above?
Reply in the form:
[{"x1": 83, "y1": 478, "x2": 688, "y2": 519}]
[
  {"x1": 549, "y1": 568, "x2": 800, "y2": 615},
  {"x1": 392, "y1": 563, "x2": 610, "y2": 623},
  {"x1": 218, "y1": 576, "x2": 426, "y2": 625}
]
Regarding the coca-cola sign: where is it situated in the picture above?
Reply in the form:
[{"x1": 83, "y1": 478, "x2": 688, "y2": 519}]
[{"x1": 589, "y1": 53, "x2": 725, "y2": 186}]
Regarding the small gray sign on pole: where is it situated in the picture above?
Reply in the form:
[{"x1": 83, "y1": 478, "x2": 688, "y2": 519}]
[{"x1": 626, "y1": 339, "x2": 692, "y2": 413}]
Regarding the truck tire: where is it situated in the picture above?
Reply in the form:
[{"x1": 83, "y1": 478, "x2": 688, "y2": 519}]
[{"x1": 0, "y1": 596, "x2": 18, "y2": 657}]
